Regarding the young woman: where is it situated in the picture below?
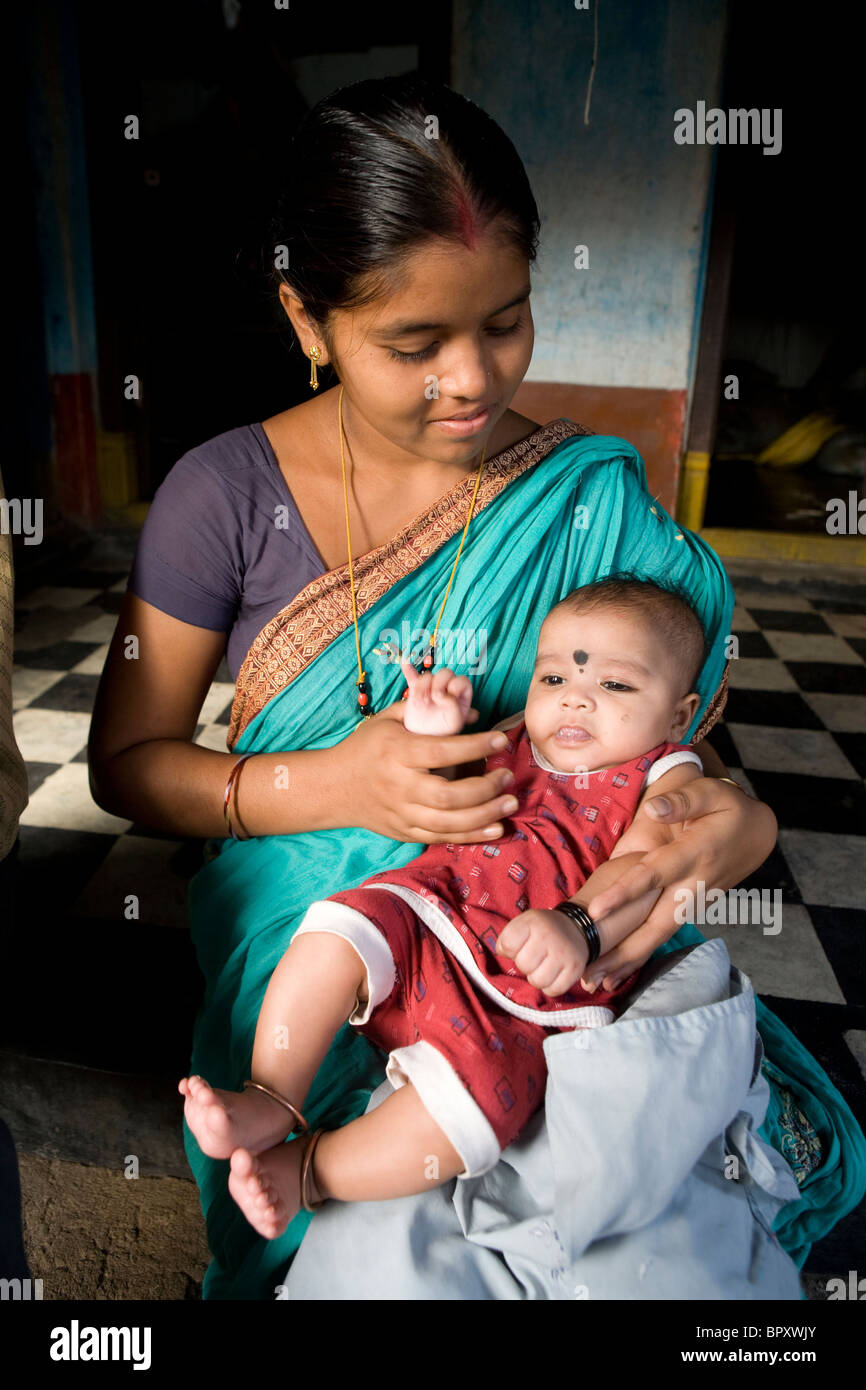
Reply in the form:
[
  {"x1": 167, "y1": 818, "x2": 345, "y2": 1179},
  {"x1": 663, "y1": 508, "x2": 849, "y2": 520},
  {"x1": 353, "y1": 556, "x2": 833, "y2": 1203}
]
[{"x1": 88, "y1": 74, "x2": 864, "y2": 1300}]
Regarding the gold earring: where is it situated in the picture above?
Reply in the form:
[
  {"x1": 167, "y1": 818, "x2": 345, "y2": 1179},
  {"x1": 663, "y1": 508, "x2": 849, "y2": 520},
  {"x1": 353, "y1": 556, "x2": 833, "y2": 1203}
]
[{"x1": 309, "y1": 343, "x2": 321, "y2": 391}]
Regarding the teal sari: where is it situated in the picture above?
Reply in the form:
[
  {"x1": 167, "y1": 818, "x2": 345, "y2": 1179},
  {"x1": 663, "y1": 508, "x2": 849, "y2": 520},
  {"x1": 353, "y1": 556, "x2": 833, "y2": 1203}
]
[{"x1": 185, "y1": 421, "x2": 865, "y2": 1299}]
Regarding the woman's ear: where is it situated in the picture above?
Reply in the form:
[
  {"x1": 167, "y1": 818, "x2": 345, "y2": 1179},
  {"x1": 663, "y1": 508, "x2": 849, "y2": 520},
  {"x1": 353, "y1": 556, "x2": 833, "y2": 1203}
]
[
  {"x1": 278, "y1": 285, "x2": 329, "y2": 362},
  {"x1": 671, "y1": 691, "x2": 702, "y2": 740},
  {"x1": 278, "y1": 281, "x2": 301, "y2": 322}
]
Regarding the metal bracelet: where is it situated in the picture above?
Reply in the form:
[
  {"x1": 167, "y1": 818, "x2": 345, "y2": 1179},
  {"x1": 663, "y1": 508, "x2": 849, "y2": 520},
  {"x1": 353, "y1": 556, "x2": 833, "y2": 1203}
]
[
  {"x1": 716, "y1": 775, "x2": 750, "y2": 797},
  {"x1": 301, "y1": 1128, "x2": 326, "y2": 1212},
  {"x1": 224, "y1": 753, "x2": 254, "y2": 840},
  {"x1": 242, "y1": 1080, "x2": 309, "y2": 1134},
  {"x1": 553, "y1": 900, "x2": 601, "y2": 965}
]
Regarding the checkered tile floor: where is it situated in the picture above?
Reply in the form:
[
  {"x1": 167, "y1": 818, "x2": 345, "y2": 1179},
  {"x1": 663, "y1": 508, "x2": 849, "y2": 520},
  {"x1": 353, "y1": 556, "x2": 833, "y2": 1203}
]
[
  {"x1": 4, "y1": 556, "x2": 866, "y2": 1268},
  {"x1": 10, "y1": 568, "x2": 235, "y2": 931}
]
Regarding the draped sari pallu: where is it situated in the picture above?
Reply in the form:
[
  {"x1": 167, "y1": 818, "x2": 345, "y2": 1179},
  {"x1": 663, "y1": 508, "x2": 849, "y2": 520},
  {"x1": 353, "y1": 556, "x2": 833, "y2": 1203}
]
[{"x1": 185, "y1": 421, "x2": 866, "y2": 1300}]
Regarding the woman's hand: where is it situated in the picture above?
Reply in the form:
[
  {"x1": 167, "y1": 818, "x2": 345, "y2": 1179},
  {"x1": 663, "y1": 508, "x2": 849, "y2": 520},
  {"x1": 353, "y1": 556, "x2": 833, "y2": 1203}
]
[
  {"x1": 581, "y1": 778, "x2": 778, "y2": 991},
  {"x1": 338, "y1": 698, "x2": 519, "y2": 843}
]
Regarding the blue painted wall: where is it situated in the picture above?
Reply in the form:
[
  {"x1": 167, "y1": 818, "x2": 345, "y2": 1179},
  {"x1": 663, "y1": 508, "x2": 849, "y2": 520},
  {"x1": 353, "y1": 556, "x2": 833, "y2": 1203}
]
[{"x1": 453, "y1": 0, "x2": 727, "y2": 395}]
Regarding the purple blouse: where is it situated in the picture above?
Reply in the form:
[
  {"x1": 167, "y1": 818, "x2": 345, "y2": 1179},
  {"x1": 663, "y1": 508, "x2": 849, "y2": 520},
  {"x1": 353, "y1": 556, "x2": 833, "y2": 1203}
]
[
  {"x1": 127, "y1": 418, "x2": 563, "y2": 685},
  {"x1": 127, "y1": 423, "x2": 329, "y2": 683}
]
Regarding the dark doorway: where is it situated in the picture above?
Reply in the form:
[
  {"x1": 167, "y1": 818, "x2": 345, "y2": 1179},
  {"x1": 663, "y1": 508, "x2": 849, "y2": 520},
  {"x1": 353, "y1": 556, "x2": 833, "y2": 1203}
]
[
  {"x1": 704, "y1": 0, "x2": 865, "y2": 535},
  {"x1": 75, "y1": 0, "x2": 451, "y2": 500}
]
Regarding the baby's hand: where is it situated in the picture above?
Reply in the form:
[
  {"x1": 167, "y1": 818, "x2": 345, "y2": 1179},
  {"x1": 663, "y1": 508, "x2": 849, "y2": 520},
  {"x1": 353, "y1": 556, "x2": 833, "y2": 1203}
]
[
  {"x1": 496, "y1": 908, "x2": 589, "y2": 997},
  {"x1": 401, "y1": 657, "x2": 473, "y2": 735}
]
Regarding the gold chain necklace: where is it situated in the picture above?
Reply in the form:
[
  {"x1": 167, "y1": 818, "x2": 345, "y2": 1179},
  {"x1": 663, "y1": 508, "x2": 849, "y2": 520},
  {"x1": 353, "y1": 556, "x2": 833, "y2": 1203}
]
[{"x1": 337, "y1": 384, "x2": 487, "y2": 721}]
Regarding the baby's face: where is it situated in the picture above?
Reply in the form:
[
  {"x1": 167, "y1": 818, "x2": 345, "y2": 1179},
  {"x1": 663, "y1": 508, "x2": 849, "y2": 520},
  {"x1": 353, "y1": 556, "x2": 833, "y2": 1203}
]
[{"x1": 524, "y1": 608, "x2": 701, "y2": 773}]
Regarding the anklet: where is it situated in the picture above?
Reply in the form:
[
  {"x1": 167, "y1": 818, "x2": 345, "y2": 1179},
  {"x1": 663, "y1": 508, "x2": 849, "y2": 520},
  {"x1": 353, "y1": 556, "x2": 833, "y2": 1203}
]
[
  {"x1": 301, "y1": 1129, "x2": 326, "y2": 1212},
  {"x1": 242, "y1": 1080, "x2": 309, "y2": 1134}
]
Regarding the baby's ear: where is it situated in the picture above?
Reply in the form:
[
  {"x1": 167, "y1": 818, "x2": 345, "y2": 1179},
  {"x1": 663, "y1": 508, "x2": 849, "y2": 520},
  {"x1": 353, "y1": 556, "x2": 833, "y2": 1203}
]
[{"x1": 673, "y1": 690, "x2": 702, "y2": 737}]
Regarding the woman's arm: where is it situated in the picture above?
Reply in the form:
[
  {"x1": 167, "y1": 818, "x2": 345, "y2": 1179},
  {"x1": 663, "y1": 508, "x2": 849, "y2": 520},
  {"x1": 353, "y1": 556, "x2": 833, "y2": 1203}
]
[
  {"x1": 581, "y1": 736, "x2": 778, "y2": 989},
  {"x1": 88, "y1": 594, "x2": 518, "y2": 843},
  {"x1": 691, "y1": 736, "x2": 729, "y2": 780},
  {"x1": 88, "y1": 593, "x2": 338, "y2": 837}
]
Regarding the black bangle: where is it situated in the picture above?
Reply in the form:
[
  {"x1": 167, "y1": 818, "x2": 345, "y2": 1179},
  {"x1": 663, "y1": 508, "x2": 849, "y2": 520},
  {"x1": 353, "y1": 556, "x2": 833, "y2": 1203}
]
[{"x1": 554, "y1": 900, "x2": 601, "y2": 965}]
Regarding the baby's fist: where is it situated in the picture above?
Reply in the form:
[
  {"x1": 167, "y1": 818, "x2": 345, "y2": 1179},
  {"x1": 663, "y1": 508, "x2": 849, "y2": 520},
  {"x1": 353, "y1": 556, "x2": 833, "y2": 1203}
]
[
  {"x1": 401, "y1": 657, "x2": 473, "y2": 735},
  {"x1": 496, "y1": 908, "x2": 589, "y2": 997}
]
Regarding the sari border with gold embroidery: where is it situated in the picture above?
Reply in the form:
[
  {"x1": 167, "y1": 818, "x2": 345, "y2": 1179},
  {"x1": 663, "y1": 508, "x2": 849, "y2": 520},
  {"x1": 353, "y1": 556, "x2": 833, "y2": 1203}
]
[
  {"x1": 227, "y1": 418, "x2": 590, "y2": 745},
  {"x1": 690, "y1": 659, "x2": 730, "y2": 745}
]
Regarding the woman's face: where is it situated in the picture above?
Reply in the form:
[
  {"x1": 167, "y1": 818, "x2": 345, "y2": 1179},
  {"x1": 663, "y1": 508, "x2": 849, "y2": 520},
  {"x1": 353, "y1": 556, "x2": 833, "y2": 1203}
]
[{"x1": 287, "y1": 227, "x2": 534, "y2": 466}]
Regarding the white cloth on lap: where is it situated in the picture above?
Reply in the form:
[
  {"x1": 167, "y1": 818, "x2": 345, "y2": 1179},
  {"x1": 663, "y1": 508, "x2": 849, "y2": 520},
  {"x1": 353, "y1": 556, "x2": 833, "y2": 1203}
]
[{"x1": 281, "y1": 938, "x2": 802, "y2": 1301}]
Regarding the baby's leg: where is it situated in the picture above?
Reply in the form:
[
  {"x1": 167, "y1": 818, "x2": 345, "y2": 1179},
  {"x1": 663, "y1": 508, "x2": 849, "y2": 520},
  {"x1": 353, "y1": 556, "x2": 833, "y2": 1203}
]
[
  {"x1": 232, "y1": 1017, "x2": 546, "y2": 1237},
  {"x1": 230, "y1": 1082, "x2": 466, "y2": 1238},
  {"x1": 180, "y1": 918, "x2": 370, "y2": 1160},
  {"x1": 231, "y1": 886, "x2": 550, "y2": 1237}
]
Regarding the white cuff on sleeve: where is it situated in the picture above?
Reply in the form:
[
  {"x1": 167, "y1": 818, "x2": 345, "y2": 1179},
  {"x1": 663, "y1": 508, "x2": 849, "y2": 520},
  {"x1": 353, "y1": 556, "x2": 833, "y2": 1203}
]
[
  {"x1": 386, "y1": 1040, "x2": 502, "y2": 1179},
  {"x1": 645, "y1": 749, "x2": 703, "y2": 785},
  {"x1": 293, "y1": 899, "x2": 396, "y2": 1024}
]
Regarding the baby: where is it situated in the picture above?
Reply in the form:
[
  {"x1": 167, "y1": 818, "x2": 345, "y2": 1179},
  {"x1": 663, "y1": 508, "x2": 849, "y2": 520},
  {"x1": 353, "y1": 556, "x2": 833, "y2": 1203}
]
[{"x1": 181, "y1": 575, "x2": 710, "y2": 1235}]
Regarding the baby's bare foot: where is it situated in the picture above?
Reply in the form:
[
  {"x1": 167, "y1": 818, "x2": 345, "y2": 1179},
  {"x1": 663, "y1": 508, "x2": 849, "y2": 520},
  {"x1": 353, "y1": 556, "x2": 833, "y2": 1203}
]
[
  {"x1": 229, "y1": 1142, "x2": 307, "y2": 1239},
  {"x1": 178, "y1": 1075, "x2": 293, "y2": 1159}
]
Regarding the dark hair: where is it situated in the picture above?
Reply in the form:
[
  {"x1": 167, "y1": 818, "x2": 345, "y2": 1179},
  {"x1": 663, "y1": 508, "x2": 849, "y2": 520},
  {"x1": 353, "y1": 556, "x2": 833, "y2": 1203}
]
[
  {"x1": 267, "y1": 74, "x2": 540, "y2": 378},
  {"x1": 548, "y1": 575, "x2": 711, "y2": 695}
]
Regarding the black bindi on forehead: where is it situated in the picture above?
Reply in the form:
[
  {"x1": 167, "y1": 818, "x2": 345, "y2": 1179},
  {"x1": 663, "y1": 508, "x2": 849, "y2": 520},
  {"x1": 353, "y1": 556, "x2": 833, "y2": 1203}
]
[{"x1": 573, "y1": 649, "x2": 588, "y2": 666}]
